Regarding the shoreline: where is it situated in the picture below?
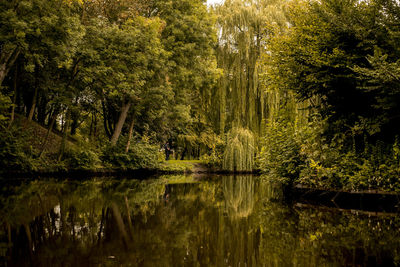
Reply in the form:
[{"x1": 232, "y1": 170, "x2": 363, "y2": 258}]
[
  {"x1": 0, "y1": 167, "x2": 259, "y2": 180},
  {"x1": 290, "y1": 184, "x2": 400, "y2": 214},
  {"x1": 1, "y1": 170, "x2": 399, "y2": 214}
]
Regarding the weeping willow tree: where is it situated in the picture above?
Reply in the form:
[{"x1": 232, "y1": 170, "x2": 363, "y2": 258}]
[
  {"x1": 212, "y1": 0, "x2": 287, "y2": 135},
  {"x1": 260, "y1": 22, "x2": 315, "y2": 131},
  {"x1": 211, "y1": 0, "x2": 313, "y2": 171},
  {"x1": 223, "y1": 127, "x2": 255, "y2": 171},
  {"x1": 261, "y1": 84, "x2": 313, "y2": 132}
]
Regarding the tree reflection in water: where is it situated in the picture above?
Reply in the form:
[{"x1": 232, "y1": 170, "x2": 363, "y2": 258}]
[
  {"x1": 223, "y1": 175, "x2": 255, "y2": 219},
  {"x1": 1, "y1": 175, "x2": 400, "y2": 266}
]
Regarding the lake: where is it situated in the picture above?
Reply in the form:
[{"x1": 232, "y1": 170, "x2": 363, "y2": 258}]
[{"x1": 1, "y1": 174, "x2": 400, "y2": 266}]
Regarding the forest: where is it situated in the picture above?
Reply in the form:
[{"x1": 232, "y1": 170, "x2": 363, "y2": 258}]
[{"x1": 1, "y1": 0, "x2": 400, "y2": 191}]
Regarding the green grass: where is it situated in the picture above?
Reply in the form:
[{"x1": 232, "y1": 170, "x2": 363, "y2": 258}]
[{"x1": 159, "y1": 160, "x2": 204, "y2": 172}]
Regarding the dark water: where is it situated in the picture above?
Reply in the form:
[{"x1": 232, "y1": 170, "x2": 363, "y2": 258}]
[{"x1": 1, "y1": 175, "x2": 400, "y2": 267}]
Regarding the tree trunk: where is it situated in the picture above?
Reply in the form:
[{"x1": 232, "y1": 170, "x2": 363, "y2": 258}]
[
  {"x1": 23, "y1": 224, "x2": 33, "y2": 257},
  {"x1": 70, "y1": 97, "x2": 79, "y2": 135},
  {"x1": 69, "y1": 207, "x2": 76, "y2": 241},
  {"x1": 110, "y1": 101, "x2": 131, "y2": 146},
  {"x1": 89, "y1": 112, "x2": 93, "y2": 138},
  {"x1": 102, "y1": 100, "x2": 112, "y2": 138},
  {"x1": 60, "y1": 199, "x2": 67, "y2": 241},
  {"x1": 7, "y1": 223, "x2": 12, "y2": 245},
  {"x1": 58, "y1": 108, "x2": 70, "y2": 161},
  {"x1": 27, "y1": 72, "x2": 39, "y2": 121},
  {"x1": 27, "y1": 86, "x2": 37, "y2": 121},
  {"x1": 111, "y1": 202, "x2": 130, "y2": 249},
  {"x1": 39, "y1": 108, "x2": 58, "y2": 158},
  {"x1": 0, "y1": 47, "x2": 20, "y2": 86},
  {"x1": 37, "y1": 194, "x2": 53, "y2": 239},
  {"x1": 70, "y1": 113, "x2": 79, "y2": 135},
  {"x1": 124, "y1": 196, "x2": 134, "y2": 238},
  {"x1": 89, "y1": 111, "x2": 98, "y2": 141},
  {"x1": 98, "y1": 207, "x2": 105, "y2": 245},
  {"x1": 125, "y1": 117, "x2": 134, "y2": 153},
  {"x1": 8, "y1": 64, "x2": 18, "y2": 128},
  {"x1": 37, "y1": 93, "x2": 48, "y2": 125},
  {"x1": 93, "y1": 111, "x2": 98, "y2": 141}
]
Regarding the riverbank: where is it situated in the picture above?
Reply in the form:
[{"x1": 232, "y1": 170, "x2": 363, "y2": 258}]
[{"x1": 0, "y1": 160, "x2": 260, "y2": 180}]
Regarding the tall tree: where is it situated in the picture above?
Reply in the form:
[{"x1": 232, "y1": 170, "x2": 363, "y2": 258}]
[
  {"x1": 213, "y1": 0, "x2": 286, "y2": 135},
  {"x1": 154, "y1": 0, "x2": 219, "y2": 143},
  {"x1": 82, "y1": 17, "x2": 166, "y2": 146},
  {"x1": 266, "y1": 0, "x2": 400, "y2": 141}
]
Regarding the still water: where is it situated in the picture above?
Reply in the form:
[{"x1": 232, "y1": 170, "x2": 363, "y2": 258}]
[{"x1": 1, "y1": 175, "x2": 400, "y2": 266}]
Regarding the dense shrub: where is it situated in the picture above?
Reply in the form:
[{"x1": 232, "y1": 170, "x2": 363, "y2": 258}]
[
  {"x1": 258, "y1": 116, "x2": 400, "y2": 191},
  {"x1": 200, "y1": 141, "x2": 225, "y2": 169},
  {"x1": 101, "y1": 141, "x2": 161, "y2": 170},
  {"x1": 0, "y1": 128, "x2": 35, "y2": 173},
  {"x1": 63, "y1": 145, "x2": 100, "y2": 170},
  {"x1": 257, "y1": 118, "x2": 307, "y2": 184}
]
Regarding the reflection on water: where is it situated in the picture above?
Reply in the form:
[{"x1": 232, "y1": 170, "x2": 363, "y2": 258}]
[
  {"x1": 223, "y1": 176, "x2": 255, "y2": 218},
  {"x1": 1, "y1": 175, "x2": 400, "y2": 266}
]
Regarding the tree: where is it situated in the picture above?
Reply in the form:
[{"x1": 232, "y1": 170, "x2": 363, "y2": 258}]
[
  {"x1": 82, "y1": 16, "x2": 166, "y2": 146},
  {"x1": 265, "y1": 0, "x2": 400, "y2": 141},
  {"x1": 153, "y1": 0, "x2": 220, "y2": 155},
  {"x1": 213, "y1": 0, "x2": 286, "y2": 135}
]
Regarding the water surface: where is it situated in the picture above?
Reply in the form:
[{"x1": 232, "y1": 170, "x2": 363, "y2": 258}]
[{"x1": 1, "y1": 175, "x2": 399, "y2": 266}]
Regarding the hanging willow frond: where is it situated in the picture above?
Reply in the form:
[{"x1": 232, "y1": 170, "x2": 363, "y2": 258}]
[
  {"x1": 223, "y1": 127, "x2": 255, "y2": 171},
  {"x1": 212, "y1": 0, "x2": 287, "y2": 135}
]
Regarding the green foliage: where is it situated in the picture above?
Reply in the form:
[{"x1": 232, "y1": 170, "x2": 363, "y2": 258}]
[
  {"x1": 101, "y1": 140, "x2": 160, "y2": 170},
  {"x1": 223, "y1": 175, "x2": 255, "y2": 218},
  {"x1": 266, "y1": 0, "x2": 400, "y2": 139},
  {"x1": 259, "y1": 115, "x2": 400, "y2": 191},
  {"x1": 213, "y1": 0, "x2": 286, "y2": 135},
  {"x1": 258, "y1": 118, "x2": 306, "y2": 183},
  {"x1": 152, "y1": 0, "x2": 220, "y2": 154},
  {"x1": 0, "y1": 92, "x2": 11, "y2": 127},
  {"x1": 256, "y1": 0, "x2": 400, "y2": 191},
  {"x1": 159, "y1": 160, "x2": 202, "y2": 172},
  {"x1": 84, "y1": 16, "x2": 166, "y2": 100},
  {"x1": 0, "y1": 0, "x2": 220, "y2": 173},
  {"x1": 298, "y1": 139, "x2": 400, "y2": 191},
  {"x1": 200, "y1": 143, "x2": 224, "y2": 169},
  {"x1": 1, "y1": 0, "x2": 399, "y2": 188},
  {"x1": 177, "y1": 128, "x2": 223, "y2": 161},
  {"x1": 223, "y1": 127, "x2": 255, "y2": 171},
  {"x1": 0, "y1": 128, "x2": 35, "y2": 173},
  {"x1": 296, "y1": 118, "x2": 351, "y2": 189},
  {"x1": 63, "y1": 145, "x2": 100, "y2": 170}
]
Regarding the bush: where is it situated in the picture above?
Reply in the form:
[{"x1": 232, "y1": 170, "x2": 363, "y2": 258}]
[
  {"x1": 0, "y1": 92, "x2": 12, "y2": 128},
  {"x1": 258, "y1": 114, "x2": 400, "y2": 191},
  {"x1": 298, "y1": 120, "x2": 400, "y2": 191},
  {"x1": 0, "y1": 127, "x2": 36, "y2": 173},
  {"x1": 200, "y1": 141, "x2": 225, "y2": 169},
  {"x1": 63, "y1": 145, "x2": 100, "y2": 170},
  {"x1": 101, "y1": 140, "x2": 161, "y2": 170},
  {"x1": 257, "y1": 118, "x2": 307, "y2": 183}
]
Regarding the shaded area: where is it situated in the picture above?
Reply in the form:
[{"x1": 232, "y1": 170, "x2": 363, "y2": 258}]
[{"x1": 292, "y1": 185, "x2": 400, "y2": 214}]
